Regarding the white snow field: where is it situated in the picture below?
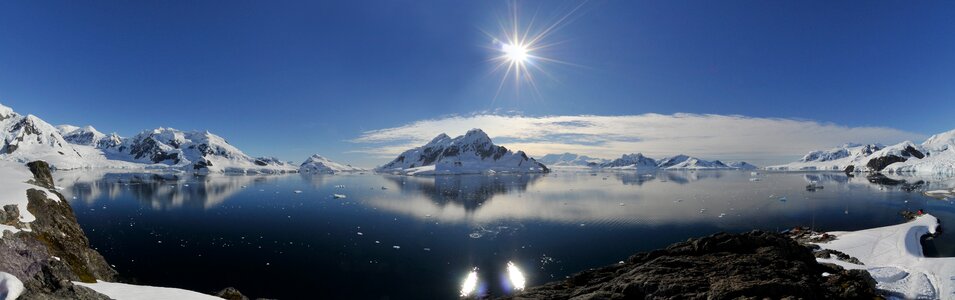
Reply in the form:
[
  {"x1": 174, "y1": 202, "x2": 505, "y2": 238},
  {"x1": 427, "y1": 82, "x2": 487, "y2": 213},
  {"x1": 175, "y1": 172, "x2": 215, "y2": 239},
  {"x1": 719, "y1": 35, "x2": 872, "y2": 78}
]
[
  {"x1": 815, "y1": 214, "x2": 955, "y2": 299},
  {"x1": 74, "y1": 281, "x2": 221, "y2": 300}
]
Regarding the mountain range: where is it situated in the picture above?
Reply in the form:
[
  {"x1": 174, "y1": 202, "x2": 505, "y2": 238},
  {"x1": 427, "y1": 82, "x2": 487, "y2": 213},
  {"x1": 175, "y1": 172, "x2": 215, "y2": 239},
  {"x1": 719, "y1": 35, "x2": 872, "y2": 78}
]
[
  {"x1": 535, "y1": 152, "x2": 759, "y2": 171},
  {"x1": 767, "y1": 129, "x2": 955, "y2": 175},
  {"x1": 0, "y1": 103, "x2": 359, "y2": 174}
]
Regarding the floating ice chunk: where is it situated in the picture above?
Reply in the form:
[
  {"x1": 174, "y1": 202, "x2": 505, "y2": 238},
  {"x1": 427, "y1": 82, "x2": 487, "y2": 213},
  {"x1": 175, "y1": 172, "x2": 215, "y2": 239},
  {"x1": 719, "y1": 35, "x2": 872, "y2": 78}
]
[
  {"x1": 335, "y1": 185, "x2": 345, "y2": 188},
  {"x1": 392, "y1": 245, "x2": 400, "y2": 249},
  {"x1": 332, "y1": 194, "x2": 347, "y2": 199},
  {"x1": 293, "y1": 190, "x2": 303, "y2": 194}
]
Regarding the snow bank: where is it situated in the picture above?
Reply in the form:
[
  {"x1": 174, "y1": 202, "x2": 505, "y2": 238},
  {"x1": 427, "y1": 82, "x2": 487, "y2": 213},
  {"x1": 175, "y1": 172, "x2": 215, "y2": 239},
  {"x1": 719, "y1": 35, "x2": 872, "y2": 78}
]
[
  {"x1": 0, "y1": 272, "x2": 24, "y2": 300},
  {"x1": 814, "y1": 214, "x2": 954, "y2": 299},
  {"x1": 74, "y1": 281, "x2": 221, "y2": 300}
]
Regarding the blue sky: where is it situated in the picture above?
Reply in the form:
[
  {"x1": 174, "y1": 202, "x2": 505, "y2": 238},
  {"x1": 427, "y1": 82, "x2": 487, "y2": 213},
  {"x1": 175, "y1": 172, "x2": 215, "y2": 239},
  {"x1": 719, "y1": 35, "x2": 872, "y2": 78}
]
[{"x1": 1, "y1": 1, "x2": 953, "y2": 166}]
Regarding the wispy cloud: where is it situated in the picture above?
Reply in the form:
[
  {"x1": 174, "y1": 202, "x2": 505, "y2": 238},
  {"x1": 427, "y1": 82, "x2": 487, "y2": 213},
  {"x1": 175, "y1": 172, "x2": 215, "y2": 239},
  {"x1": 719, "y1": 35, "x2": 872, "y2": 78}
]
[{"x1": 351, "y1": 113, "x2": 925, "y2": 166}]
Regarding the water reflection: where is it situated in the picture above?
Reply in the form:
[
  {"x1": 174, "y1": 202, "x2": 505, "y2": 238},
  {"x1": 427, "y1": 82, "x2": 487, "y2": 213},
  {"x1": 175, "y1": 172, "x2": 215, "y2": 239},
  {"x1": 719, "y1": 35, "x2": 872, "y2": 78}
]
[
  {"x1": 54, "y1": 170, "x2": 283, "y2": 209},
  {"x1": 382, "y1": 174, "x2": 541, "y2": 211},
  {"x1": 367, "y1": 170, "x2": 955, "y2": 226}
]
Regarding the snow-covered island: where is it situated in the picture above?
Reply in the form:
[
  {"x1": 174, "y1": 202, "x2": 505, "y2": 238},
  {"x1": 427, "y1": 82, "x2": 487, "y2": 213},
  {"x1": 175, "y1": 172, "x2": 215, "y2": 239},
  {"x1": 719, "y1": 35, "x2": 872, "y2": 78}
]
[
  {"x1": 767, "y1": 128, "x2": 955, "y2": 175},
  {"x1": 299, "y1": 154, "x2": 366, "y2": 174},
  {"x1": 375, "y1": 129, "x2": 549, "y2": 175}
]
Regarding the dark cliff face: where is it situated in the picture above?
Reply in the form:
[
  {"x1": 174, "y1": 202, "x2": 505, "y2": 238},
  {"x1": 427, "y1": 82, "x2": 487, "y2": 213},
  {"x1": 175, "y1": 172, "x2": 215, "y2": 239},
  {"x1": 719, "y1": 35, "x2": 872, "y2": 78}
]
[
  {"x1": 501, "y1": 231, "x2": 879, "y2": 300},
  {"x1": 0, "y1": 161, "x2": 116, "y2": 299}
]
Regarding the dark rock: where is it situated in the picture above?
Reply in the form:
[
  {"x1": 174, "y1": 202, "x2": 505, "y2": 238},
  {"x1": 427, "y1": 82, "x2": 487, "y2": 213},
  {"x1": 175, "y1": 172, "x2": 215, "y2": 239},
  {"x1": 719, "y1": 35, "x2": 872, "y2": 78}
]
[
  {"x1": 844, "y1": 165, "x2": 855, "y2": 173},
  {"x1": 814, "y1": 249, "x2": 864, "y2": 265},
  {"x1": 26, "y1": 161, "x2": 55, "y2": 189},
  {"x1": 867, "y1": 155, "x2": 907, "y2": 171},
  {"x1": 500, "y1": 231, "x2": 879, "y2": 300},
  {"x1": 216, "y1": 287, "x2": 249, "y2": 300}
]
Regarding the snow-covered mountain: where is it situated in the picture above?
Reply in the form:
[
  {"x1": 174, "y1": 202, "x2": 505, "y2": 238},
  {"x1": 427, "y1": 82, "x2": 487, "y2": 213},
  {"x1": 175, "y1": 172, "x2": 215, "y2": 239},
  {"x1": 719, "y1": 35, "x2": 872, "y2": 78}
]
[
  {"x1": 0, "y1": 103, "x2": 297, "y2": 174},
  {"x1": 769, "y1": 129, "x2": 955, "y2": 175},
  {"x1": 661, "y1": 156, "x2": 729, "y2": 169},
  {"x1": 0, "y1": 104, "x2": 86, "y2": 168},
  {"x1": 375, "y1": 129, "x2": 549, "y2": 175},
  {"x1": 535, "y1": 153, "x2": 607, "y2": 168},
  {"x1": 101, "y1": 127, "x2": 296, "y2": 174},
  {"x1": 300, "y1": 154, "x2": 365, "y2": 174},
  {"x1": 766, "y1": 143, "x2": 884, "y2": 171},
  {"x1": 601, "y1": 153, "x2": 658, "y2": 170},
  {"x1": 56, "y1": 125, "x2": 123, "y2": 149},
  {"x1": 881, "y1": 129, "x2": 955, "y2": 175},
  {"x1": 727, "y1": 161, "x2": 759, "y2": 170}
]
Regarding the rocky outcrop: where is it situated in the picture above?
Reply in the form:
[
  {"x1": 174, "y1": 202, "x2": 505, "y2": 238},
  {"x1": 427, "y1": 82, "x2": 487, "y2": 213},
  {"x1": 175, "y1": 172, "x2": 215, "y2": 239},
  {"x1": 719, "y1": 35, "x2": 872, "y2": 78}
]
[
  {"x1": 0, "y1": 161, "x2": 116, "y2": 299},
  {"x1": 501, "y1": 231, "x2": 879, "y2": 299}
]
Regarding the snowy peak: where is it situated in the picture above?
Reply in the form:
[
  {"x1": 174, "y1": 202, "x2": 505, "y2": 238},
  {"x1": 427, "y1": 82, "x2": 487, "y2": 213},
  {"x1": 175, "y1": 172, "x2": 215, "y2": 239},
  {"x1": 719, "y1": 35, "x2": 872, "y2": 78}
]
[
  {"x1": 602, "y1": 153, "x2": 658, "y2": 169},
  {"x1": 376, "y1": 129, "x2": 548, "y2": 175},
  {"x1": 299, "y1": 154, "x2": 364, "y2": 174},
  {"x1": 0, "y1": 105, "x2": 80, "y2": 161},
  {"x1": 656, "y1": 155, "x2": 691, "y2": 169},
  {"x1": 727, "y1": 161, "x2": 759, "y2": 170},
  {"x1": 923, "y1": 129, "x2": 955, "y2": 153},
  {"x1": 57, "y1": 124, "x2": 115, "y2": 147}
]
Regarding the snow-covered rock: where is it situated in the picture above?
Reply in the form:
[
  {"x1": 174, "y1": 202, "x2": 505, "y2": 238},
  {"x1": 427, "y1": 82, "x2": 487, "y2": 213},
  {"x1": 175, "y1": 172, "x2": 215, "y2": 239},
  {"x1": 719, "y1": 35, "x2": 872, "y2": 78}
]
[
  {"x1": 375, "y1": 129, "x2": 549, "y2": 175},
  {"x1": 535, "y1": 153, "x2": 607, "y2": 168},
  {"x1": 601, "y1": 153, "x2": 658, "y2": 170},
  {"x1": 299, "y1": 154, "x2": 364, "y2": 174}
]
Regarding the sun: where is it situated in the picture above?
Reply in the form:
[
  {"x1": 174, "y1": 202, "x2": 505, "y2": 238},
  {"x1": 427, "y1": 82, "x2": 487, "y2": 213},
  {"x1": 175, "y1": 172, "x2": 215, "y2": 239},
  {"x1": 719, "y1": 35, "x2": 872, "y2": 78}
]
[
  {"x1": 502, "y1": 42, "x2": 530, "y2": 63},
  {"x1": 484, "y1": 1, "x2": 585, "y2": 100}
]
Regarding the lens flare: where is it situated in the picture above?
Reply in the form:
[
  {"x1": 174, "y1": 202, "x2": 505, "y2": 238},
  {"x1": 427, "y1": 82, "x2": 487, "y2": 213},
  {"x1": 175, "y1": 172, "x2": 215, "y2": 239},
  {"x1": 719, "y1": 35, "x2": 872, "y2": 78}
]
[
  {"x1": 460, "y1": 269, "x2": 479, "y2": 297},
  {"x1": 484, "y1": 1, "x2": 586, "y2": 100},
  {"x1": 507, "y1": 261, "x2": 526, "y2": 291}
]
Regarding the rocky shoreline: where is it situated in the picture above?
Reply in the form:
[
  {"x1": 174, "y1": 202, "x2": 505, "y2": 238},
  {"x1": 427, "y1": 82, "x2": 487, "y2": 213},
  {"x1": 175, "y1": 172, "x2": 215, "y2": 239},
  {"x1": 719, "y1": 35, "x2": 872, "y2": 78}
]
[
  {"x1": 1, "y1": 161, "x2": 115, "y2": 299},
  {"x1": 500, "y1": 230, "x2": 880, "y2": 299}
]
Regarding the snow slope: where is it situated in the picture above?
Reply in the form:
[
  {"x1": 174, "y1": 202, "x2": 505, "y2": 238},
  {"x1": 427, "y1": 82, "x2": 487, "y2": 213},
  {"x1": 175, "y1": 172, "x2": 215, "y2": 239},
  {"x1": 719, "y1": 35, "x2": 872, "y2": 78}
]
[
  {"x1": 0, "y1": 160, "x2": 40, "y2": 229},
  {"x1": 815, "y1": 214, "x2": 954, "y2": 299},
  {"x1": 658, "y1": 155, "x2": 730, "y2": 170},
  {"x1": 74, "y1": 281, "x2": 220, "y2": 300},
  {"x1": 375, "y1": 129, "x2": 549, "y2": 175},
  {"x1": 300, "y1": 154, "x2": 365, "y2": 174},
  {"x1": 535, "y1": 153, "x2": 607, "y2": 168}
]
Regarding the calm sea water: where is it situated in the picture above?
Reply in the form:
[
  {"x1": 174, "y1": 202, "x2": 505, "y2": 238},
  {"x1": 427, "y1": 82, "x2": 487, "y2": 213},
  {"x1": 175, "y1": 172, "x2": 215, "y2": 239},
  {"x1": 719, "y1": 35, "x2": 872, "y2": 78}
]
[{"x1": 55, "y1": 170, "x2": 955, "y2": 299}]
